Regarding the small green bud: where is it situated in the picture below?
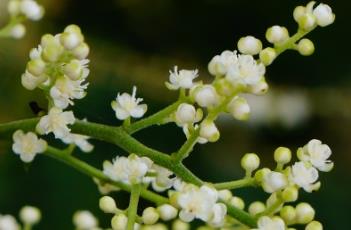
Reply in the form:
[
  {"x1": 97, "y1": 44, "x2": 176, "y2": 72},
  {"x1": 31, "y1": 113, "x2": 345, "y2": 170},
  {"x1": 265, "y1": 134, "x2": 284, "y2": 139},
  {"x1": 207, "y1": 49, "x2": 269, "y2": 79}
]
[
  {"x1": 293, "y1": 6, "x2": 306, "y2": 23},
  {"x1": 237, "y1": 35, "x2": 262, "y2": 55},
  {"x1": 111, "y1": 214, "x2": 127, "y2": 230},
  {"x1": 296, "y1": 203, "x2": 315, "y2": 224},
  {"x1": 142, "y1": 207, "x2": 159, "y2": 225},
  {"x1": 63, "y1": 59, "x2": 83, "y2": 80},
  {"x1": 229, "y1": 196, "x2": 245, "y2": 210},
  {"x1": 282, "y1": 186, "x2": 299, "y2": 202},
  {"x1": 99, "y1": 196, "x2": 117, "y2": 213},
  {"x1": 280, "y1": 205, "x2": 296, "y2": 224},
  {"x1": 241, "y1": 153, "x2": 260, "y2": 173},
  {"x1": 306, "y1": 220, "x2": 323, "y2": 230},
  {"x1": 298, "y1": 14, "x2": 316, "y2": 31},
  {"x1": 274, "y1": 147, "x2": 292, "y2": 165},
  {"x1": 72, "y1": 42, "x2": 90, "y2": 60},
  {"x1": 259, "y1": 47, "x2": 277, "y2": 66},
  {"x1": 248, "y1": 201, "x2": 265, "y2": 215},
  {"x1": 266, "y1": 26, "x2": 289, "y2": 44},
  {"x1": 27, "y1": 59, "x2": 46, "y2": 76},
  {"x1": 297, "y1": 39, "x2": 315, "y2": 56},
  {"x1": 254, "y1": 167, "x2": 271, "y2": 183},
  {"x1": 41, "y1": 44, "x2": 63, "y2": 62}
]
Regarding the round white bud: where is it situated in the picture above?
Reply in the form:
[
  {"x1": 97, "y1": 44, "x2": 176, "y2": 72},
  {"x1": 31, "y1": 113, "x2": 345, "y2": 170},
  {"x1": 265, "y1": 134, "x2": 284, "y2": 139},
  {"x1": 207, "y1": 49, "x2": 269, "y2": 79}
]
[
  {"x1": 313, "y1": 4, "x2": 335, "y2": 27},
  {"x1": 306, "y1": 220, "x2": 323, "y2": 230},
  {"x1": 157, "y1": 204, "x2": 178, "y2": 221},
  {"x1": 20, "y1": 0, "x2": 44, "y2": 21},
  {"x1": 262, "y1": 171, "x2": 288, "y2": 193},
  {"x1": 229, "y1": 196, "x2": 245, "y2": 210},
  {"x1": 266, "y1": 26, "x2": 289, "y2": 44},
  {"x1": 193, "y1": 85, "x2": 219, "y2": 108},
  {"x1": 298, "y1": 13, "x2": 316, "y2": 31},
  {"x1": 72, "y1": 43, "x2": 90, "y2": 60},
  {"x1": 297, "y1": 39, "x2": 315, "y2": 56},
  {"x1": 280, "y1": 206, "x2": 297, "y2": 224},
  {"x1": 274, "y1": 147, "x2": 292, "y2": 164},
  {"x1": 73, "y1": 211, "x2": 98, "y2": 229},
  {"x1": 293, "y1": 6, "x2": 306, "y2": 23},
  {"x1": 259, "y1": 47, "x2": 276, "y2": 66},
  {"x1": 10, "y1": 24, "x2": 26, "y2": 39},
  {"x1": 199, "y1": 120, "x2": 220, "y2": 142},
  {"x1": 27, "y1": 59, "x2": 46, "y2": 76},
  {"x1": 19, "y1": 206, "x2": 41, "y2": 225},
  {"x1": 241, "y1": 153, "x2": 260, "y2": 172},
  {"x1": 172, "y1": 219, "x2": 190, "y2": 230},
  {"x1": 248, "y1": 201, "x2": 265, "y2": 215},
  {"x1": 237, "y1": 36, "x2": 262, "y2": 55},
  {"x1": 218, "y1": 189, "x2": 233, "y2": 202},
  {"x1": 111, "y1": 214, "x2": 127, "y2": 230},
  {"x1": 142, "y1": 207, "x2": 159, "y2": 225},
  {"x1": 99, "y1": 196, "x2": 117, "y2": 213},
  {"x1": 175, "y1": 103, "x2": 196, "y2": 125},
  {"x1": 63, "y1": 59, "x2": 83, "y2": 80},
  {"x1": 227, "y1": 96, "x2": 250, "y2": 121},
  {"x1": 60, "y1": 31, "x2": 83, "y2": 50},
  {"x1": 295, "y1": 203, "x2": 315, "y2": 224}
]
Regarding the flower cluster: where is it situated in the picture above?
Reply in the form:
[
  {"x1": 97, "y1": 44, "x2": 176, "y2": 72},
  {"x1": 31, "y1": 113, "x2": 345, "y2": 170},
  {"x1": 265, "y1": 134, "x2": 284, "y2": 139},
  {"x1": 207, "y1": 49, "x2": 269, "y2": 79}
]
[
  {"x1": 0, "y1": 206, "x2": 41, "y2": 230},
  {"x1": 6, "y1": 0, "x2": 44, "y2": 39}
]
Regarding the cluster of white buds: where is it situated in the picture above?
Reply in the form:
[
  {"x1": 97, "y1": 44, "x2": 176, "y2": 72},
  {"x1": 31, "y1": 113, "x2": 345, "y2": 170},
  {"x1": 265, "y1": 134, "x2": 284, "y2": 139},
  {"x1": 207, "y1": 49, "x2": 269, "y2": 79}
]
[
  {"x1": 6, "y1": 0, "x2": 44, "y2": 39},
  {"x1": 0, "y1": 205, "x2": 41, "y2": 230},
  {"x1": 73, "y1": 210, "x2": 101, "y2": 230}
]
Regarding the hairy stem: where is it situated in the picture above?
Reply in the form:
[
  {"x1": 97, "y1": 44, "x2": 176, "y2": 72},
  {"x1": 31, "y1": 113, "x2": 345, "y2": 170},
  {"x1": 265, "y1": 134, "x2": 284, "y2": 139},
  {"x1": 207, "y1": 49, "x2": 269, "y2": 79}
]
[{"x1": 127, "y1": 183, "x2": 142, "y2": 230}]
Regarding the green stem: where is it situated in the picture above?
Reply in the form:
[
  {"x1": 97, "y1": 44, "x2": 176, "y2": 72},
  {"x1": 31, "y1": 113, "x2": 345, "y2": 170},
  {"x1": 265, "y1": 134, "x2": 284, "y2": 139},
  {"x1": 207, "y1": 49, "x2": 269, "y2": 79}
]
[
  {"x1": 257, "y1": 196, "x2": 284, "y2": 217},
  {"x1": 124, "y1": 100, "x2": 183, "y2": 134},
  {"x1": 214, "y1": 178, "x2": 256, "y2": 190},
  {"x1": 172, "y1": 128, "x2": 200, "y2": 162},
  {"x1": 44, "y1": 146, "x2": 168, "y2": 205},
  {"x1": 127, "y1": 184, "x2": 142, "y2": 230}
]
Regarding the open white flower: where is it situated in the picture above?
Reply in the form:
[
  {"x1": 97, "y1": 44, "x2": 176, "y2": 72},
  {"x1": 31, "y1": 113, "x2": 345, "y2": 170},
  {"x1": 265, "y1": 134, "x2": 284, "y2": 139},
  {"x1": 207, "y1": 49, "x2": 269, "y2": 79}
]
[
  {"x1": 146, "y1": 164, "x2": 174, "y2": 192},
  {"x1": 12, "y1": 130, "x2": 47, "y2": 163},
  {"x1": 252, "y1": 216, "x2": 285, "y2": 230},
  {"x1": 262, "y1": 171, "x2": 288, "y2": 193},
  {"x1": 226, "y1": 53, "x2": 265, "y2": 86},
  {"x1": 111, "y1": 86, "x2": 147, "y2": 120},
  {"x1": 177, "y1": 185, "x2": 226, "y2": 226},
  {"x1": 103, "y1": 154, "x2": 152, "y2": 184},
  {"x1": 298, "y1": 139, "x2": 333, "y2": 172},
  {"x1": 50, "y1": 75, "x2": 88, "y2": 109},
  {"x1": 208, "y1": 50, "x2": 238, "y2": 76},
  {"x1": 36, "y1": 107, "x2": 75, "y2": 139},
  {"x1": 290, "y1": 162, "x2": 320, "y2": 192},
  {"x1": 0, "y1": 214, "x2": 20, "y2": 230},
  {"x1": 166, "y1": 66, "x2": 198, "y2": 90},
  {"x1": 61, "y1": 133, "x2": 94, "y2": 153}
]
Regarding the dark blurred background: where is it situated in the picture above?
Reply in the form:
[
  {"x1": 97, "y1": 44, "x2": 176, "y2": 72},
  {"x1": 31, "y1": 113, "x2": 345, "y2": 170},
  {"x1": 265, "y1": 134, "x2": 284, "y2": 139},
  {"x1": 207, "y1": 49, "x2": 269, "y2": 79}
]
[{"x1": 0, "y1": 0, "x2": 350, "y2": 229}]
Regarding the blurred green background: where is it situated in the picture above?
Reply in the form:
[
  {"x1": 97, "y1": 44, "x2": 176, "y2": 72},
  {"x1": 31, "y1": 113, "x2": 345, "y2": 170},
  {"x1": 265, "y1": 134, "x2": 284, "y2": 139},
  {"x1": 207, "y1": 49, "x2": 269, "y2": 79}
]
[{"x1": 0, "y1": 0, "x2": 350, "y2": 229}]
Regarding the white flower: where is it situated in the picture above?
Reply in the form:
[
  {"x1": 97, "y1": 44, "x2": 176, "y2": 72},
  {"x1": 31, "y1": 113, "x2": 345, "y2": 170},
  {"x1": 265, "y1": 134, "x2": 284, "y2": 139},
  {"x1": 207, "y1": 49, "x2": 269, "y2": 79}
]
[
  {"x1": 199, "y1": 120, "x2": 220, "y2": 143},
  {"x1": 208, "y1": 50, "x2": 238, "y2": 76},
  {"x1": 61, "y1": 133, "x2": 94, "y2": 153},
  {"x1": 192, "y1": 85, "x2": 220, "y2": 108},
  {"x1": 111, "y1": 86, "x2": 147, "y2": 120},
  {"x1": 0, "y1": 215, "x2": 20, "y2": 230},
  {"x1": 147, "y1": 164, "x2": 175, "y2": 192},
  {"x1": 50, "y1": 75, "x2": 88, "y2": 109},
  {"x1": 252, "y1": 216, "x2": 285, "y2": 230},
  {"x1": 21, "y1": 71, "x2": 47, "y2": 90},
  {"x1": 262, "y1": 171, "x2": 288, "y2": 193},
  {"x1": 298, "y1": 139, "x2": 333, "y2": 172},
  {"x1": 73, "y1": 211, "x2": 98, "y2": 230},
  {"x1": 227, "y1": 96, "x2": 250, "y2": 121},
  {"x1": 209, "y1": 203, "x2": 227, "y2": 227},
  {"x1": 20, "y1": 0, "x2": 44, "y2": 21},
  {"x1": 29, "y1": 45, "x2": 43, "y2": 60},
  {"x1": 166, "y1": 66, "x2": 198, "y2": 90},
  {"x1": 19, "y1": 206, "x2": 41, "y2": 225},
  {"x1": 12, "y1": 130, "x2": 47, "y2": 163},
  {"x1": 313, "y1": 3, "x2": 335, "y2": 27},
  {"x1": 237, "y1": 36, "x2": 262, "y2": 55},
  {"x1": 174, "y1": 103, "x2": 202, "y2": 126},
  {"x1": 226, "y1": 53, "x2": 265, "y2": 86},
  {"x1": 103, "y1": 154, "x2": 152, "y2": 184},
  {"x1": 290, "y1": 162, "x2": 320, "y2": 193},
  {"x1": 36, "y1": 107, "x2": 75, "y2": 139},
  {"x1": 177, "y1": 185, "x2": 226, "y2": 226}
]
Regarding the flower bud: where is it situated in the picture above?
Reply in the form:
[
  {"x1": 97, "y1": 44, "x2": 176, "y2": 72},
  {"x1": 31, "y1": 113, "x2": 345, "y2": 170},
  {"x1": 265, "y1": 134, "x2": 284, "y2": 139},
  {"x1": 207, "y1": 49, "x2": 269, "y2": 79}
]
[
  {"x1": 229, "y1": 196, "x2": 245, "y2": 210},
  {"x1": 19, "y1": 206, "x2": 41, "y2": 225},
  {"x1": 193, "y1": 85, "x2": 219, "y2": 108},
  {"x1": 298, "y1": 14, "x2": 316, "y2": 31},
  {"x1": 63, "y1": 59, "x2": 83, "y2": 80},
  {"x1": 20, "y1": 0, "x2": 44, "y2": 21},
  {"x1": 254, "y1": 168, "x2": 271, "y2": 183},
  {"x1": 262, "y1": 171, "x2": 288, "y2": 193},
  {"x1": 73, "y1": 211, "x2": 98, "y2": 230},
  {"x1": 259, "y1": 47, "x2": 276, "y2": 66},
  {"x1": 306, "y1": 220, "x2": 323, "y2": 230},
  {"x1": 64, "y1": 24, "x2": 82, "y2": 34},
  {"x1": 241, "y1": 153, "x2": 260, "y2": 173},
  {"x1": 237, "y1": 36, "x2": 262, "y2": 55},
  {"x1": 293, "y1": 6, "x2": 306, "y2": 23},
  {"x1": 41, "y1": 34, "x2": 57, "y2": 48},
  {"x1": 313, "y1": 4, "x2": 335, "y2": 27},
  {"x1": 60, "y1": 31, "x2": 83, "y2": 50},
  {"x1": 248, "y1": 78, "x2": 269, "y2": 95},
  {"x1": 248, "y1": 201, "x2": 265, "y2": 215},
  {"x1": 227, "y1": 96, "x2": 250, "y2": 121},
  {"x1": 282, "y1": 186, "x2": 298, "y2": 202},
  {"x1": 157, "y1": 204, "x2": 178, "y2": 221},
  {"x1": 297, "y1": 39, "x2": 315, "y2": 56},
  {"x1": 175, "y1": 103, "x2": 196, "y2": 125},
  {"x1": 72, "y1": 42, "x2": 90, "y2": 60},
  {"x1": 280, "y1": 206, "x2": 296, "y2": 224},
  {"x1": 296, "y1": 203, "x2": 315, "y2": 224},
  {"x1": 99, "y1": 196, "x2": 117, "y2": 213},
  {"x1": 10, "y1": 24, "x2": 26, "y2": 39},
  {"x1": 111, "y1": 214, "x2": 127, "y2": 230},
  {"x1": 218, "y1": 190, "x2": 233, "y2": 202},
  {"x1": 274, "y1": 147, "x2": 292, "y2": 165},
  {"x1": 266, "y1": 26, "x2": 289, "y2": 44},
  {"x1": 27, "y1": 59, "x2": 46, "y2": 76},
  {"x1": 199, "y1": 120, "x2": 220, "y2": 142},
  {"x1": 42, "y1": 43, "x2": 63, "y2": 62},
  {"x1": 142, "y1": 207, "x2": 159, "y2": 225},
  {"x1": 172, "y1": 219, "x2": 190, "y2": 230}
]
